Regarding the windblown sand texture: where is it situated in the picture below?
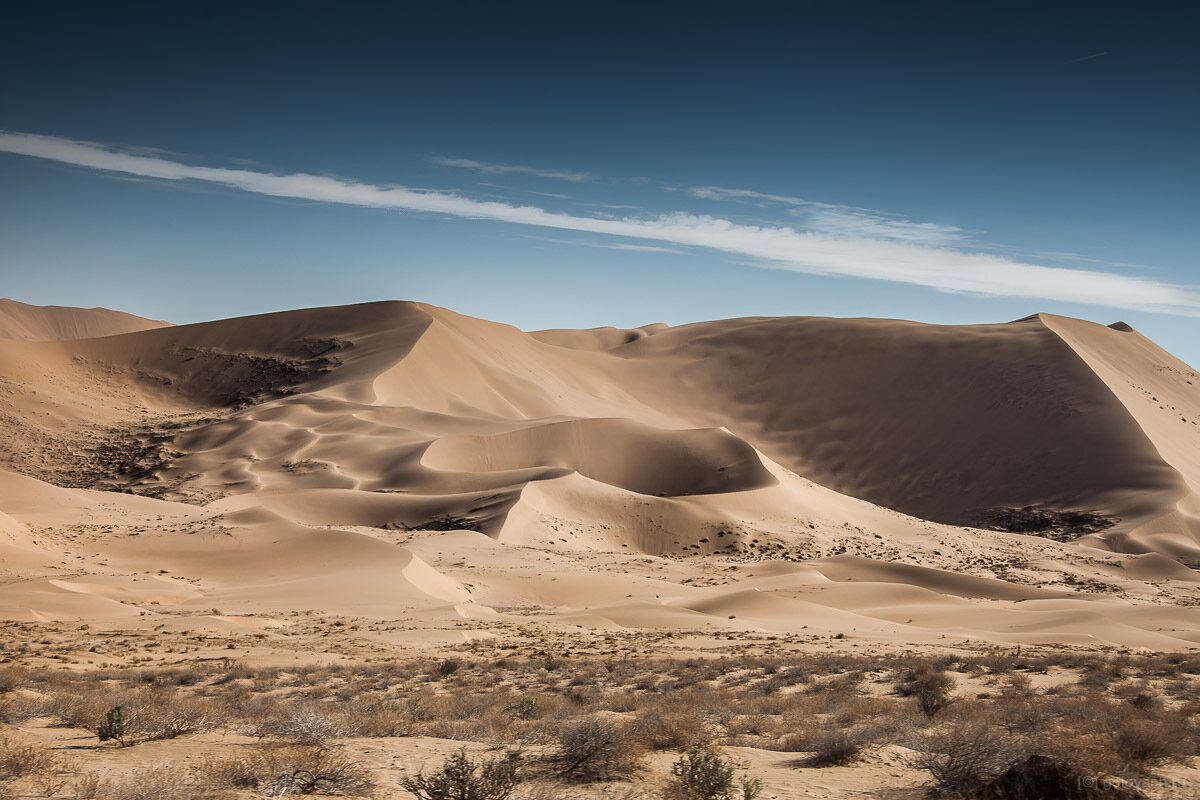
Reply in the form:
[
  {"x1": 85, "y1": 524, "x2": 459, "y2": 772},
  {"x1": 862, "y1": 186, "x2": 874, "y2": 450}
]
[{"x1": 1, "y1": 300, "x2": 1199, "y2": 651}]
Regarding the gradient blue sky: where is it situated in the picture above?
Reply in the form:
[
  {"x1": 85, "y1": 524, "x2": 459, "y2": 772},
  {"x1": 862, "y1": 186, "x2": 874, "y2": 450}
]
[{"x1": 2, "y1": 2, "x2": 1197, "y2": 364}]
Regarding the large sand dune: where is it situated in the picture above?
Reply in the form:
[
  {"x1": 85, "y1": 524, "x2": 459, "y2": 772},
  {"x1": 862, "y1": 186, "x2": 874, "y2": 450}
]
[
  {"x1": 0, "y1": 298, "x2": 171, "y2": 341},
  {"x1": 1, "y1": 300, "x2": 1198, "y2": 649}
]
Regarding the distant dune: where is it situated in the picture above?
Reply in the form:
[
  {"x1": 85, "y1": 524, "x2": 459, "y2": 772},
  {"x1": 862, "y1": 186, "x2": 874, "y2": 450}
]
[
  {"x1": 1, "y1": 300, "x2": 1198, "y2": 649},
  {"x1": 0, "y1": 298, "x2": 172, "y2": 341}
]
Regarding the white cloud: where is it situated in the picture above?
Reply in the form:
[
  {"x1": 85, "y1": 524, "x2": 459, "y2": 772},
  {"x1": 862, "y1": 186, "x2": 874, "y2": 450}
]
[
  {"x1": 430, "y1": 155, "x2": 595, "y2": 182},
  {"x1": 3, "y1": 130, "x2": 1198, "y2": 316},
  {"x1": 536, "y1": 236, "x2": 682, "y2": 254},
  {"x1": 802, "y1": 208, "x2": 966, "y2": 246},
  {"x1": 691, "y1": 184, "x2": 967, "y2": 247},
  {"x1": 689, "y1": 185, "x2": 823, "y2": 206}
]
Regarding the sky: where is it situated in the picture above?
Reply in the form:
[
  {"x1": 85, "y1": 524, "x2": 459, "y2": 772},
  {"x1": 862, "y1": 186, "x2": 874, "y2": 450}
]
[{"x1": 1, "y1": 2, "x2": 1197, "y2": 365}]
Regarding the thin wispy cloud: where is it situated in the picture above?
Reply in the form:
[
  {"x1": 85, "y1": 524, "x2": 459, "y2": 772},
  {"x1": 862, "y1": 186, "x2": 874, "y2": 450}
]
[
  {"x1": 430, "y1": 156, "x2": 595, "y2": 182},
  {"x1": 801, "y1": 208, "x2": 967, "y2": 246},
  {"x1": 691, "y1": 184, "x2": 968, "y2": 247},
  {"x1": 689, "y1": 185, "x2": 829, "y2": 207},
  {"x1": 537, "y1": 236, "x2": 682, "y2": 254},
  {"x1": 3, "y1": 131, "x2": 1198, "y2": 316}
]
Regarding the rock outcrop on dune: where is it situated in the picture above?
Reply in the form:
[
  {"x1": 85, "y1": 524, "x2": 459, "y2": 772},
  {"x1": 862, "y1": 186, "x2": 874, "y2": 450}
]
[
  {"x1": 0, "y1": 298, "x2": 172, "y2": 341},
  {"x1": 1, "y1": 300, "x2": 1198, "y2": 645}
]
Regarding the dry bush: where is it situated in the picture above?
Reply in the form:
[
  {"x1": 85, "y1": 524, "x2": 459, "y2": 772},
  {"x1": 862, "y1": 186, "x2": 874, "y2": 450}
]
[
  {"x1": 261, "y1": 704, "x2": 346, "y2": 745},
  {"x1": 103, "y1": 766, "x2": 213, "y2": 800},
  {"x1": 806, "y1": 727, "x2": 873, "y2": 767},
  {"x1": 0, "y1": 736, "x2": 58, "y2": 779},
  {"x1": 632, "y1": 701, "x2": 713, "y2": 752},
  {"x1": 756, "y1": 665, "x2": 811, "y2": 694},
  {"x1": 1, "y1": 691, "x2": 53, "y2": 725},
  {"x1": 1107, "y1": 714, "x2": 1192, "y2": 771},
  {"x1": 808, "y1": 670, "x2": 865, "y2": 696},
  {"x1": 137, "y1": 690, "x2": 220, "y2": 741},
  {"x1": 905, "y1": 718, "x2": 1029, "y2": 796},
  {"x1": 1078, "y1": 661, "x2": 1127, "y2": 690},
  {"x1": 337, "y1": 697, "x2": 416, "y2": 737},
  {"x1": 44, "y1": 689, "x2": 110, "y2": 730},
  {"x1": 553, "y1": 714, "x2": 645, "y2": 782},
  {"x1": 195, "y1": 751, "x2": 263, "y2": 790},
  {"x1": 723, "y1": 714, "x2": 773, "y2": 738},
  {"x1": 70, "y1": 773, "x2": 109, "y2": 800},
  {"x1": 977, "y1": 754, "x2": 1146, "y2": 800},
  {"x1": 978, "y1": 650, "x2": 1020, "y2": 675},
  {"x1": 199, "y1": 743, "x2": 373, "y2": 796},
  {"x1": 895, "y1": 664, "x2": 955, "y2": 718},
  {"x1": 0, "y1": 669, "x2": 23, "y2": 695}
]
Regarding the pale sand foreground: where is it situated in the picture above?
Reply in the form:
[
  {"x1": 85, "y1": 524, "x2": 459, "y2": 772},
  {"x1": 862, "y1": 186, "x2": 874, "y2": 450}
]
[{"x1": 1, "y1": 300, "x2": 1199, "y2": 797}]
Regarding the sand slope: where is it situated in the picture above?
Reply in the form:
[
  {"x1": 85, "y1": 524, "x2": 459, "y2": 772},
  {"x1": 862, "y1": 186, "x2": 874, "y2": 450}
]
[
  {"x1": 1, "y1": 300, "x2": 1198, "y2": 648},
  {"x1": 0, "y1": 298, "x2": 172, "y2": 341}
]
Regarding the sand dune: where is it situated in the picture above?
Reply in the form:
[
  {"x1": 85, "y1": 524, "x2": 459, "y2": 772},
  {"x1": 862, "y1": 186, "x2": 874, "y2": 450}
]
[
  {"x1": 0, "y1": 298, "x2": 171, "y2": 341},
  {"x1": 1, "y1": 299, "x2": 1198, "y2": 649}
]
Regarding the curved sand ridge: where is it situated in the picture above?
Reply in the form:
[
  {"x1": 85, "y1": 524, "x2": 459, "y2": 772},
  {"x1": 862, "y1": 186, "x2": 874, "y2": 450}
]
[
  {"x1": 1, "y1": 300, "x2": 1199, "y2": 648},
  {"x1": 422, "y1": 418, "x2": 776, "y2": 497}
]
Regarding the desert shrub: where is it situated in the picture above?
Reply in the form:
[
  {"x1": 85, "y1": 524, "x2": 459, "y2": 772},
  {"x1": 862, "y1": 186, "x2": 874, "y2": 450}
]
[
  {"x1": 0, "y1": 668, "x2": 22, "y2": 695},
  {"x1": 46, "y1": 690, "x2": 110, "y2": 730},
  {"x1": 195, "y1": 742, "x2": 372, "y2": 795},
  {"x1": 807, "y1": 727, "x2": 870, "y2": 767},
  {"x1": 1108, "y1": 715, "x2": 1191, "y2": 770},
  {"x1": 70, "y1": 773, "x2": 110, "y2": 800},
  {"x1": 401, "y1": 749, "x2": 524, "y2": 800},
  {"x1": 0, "y1": 736, "x2": 58, "y2": 778},
  {"x1": 808, "y1": 670, "x2": 865, "y2": 695},
  {"x1": 756, "y1": 665, "x2": 811, "y2": 694},
  {"x1": 263, "y1": 744, "x2": 374, "y2": 796},
  {"x1": 896, "y1": 665, "x2": 955, "y2": 718},
  {"x1": 436, "y1": 659, "x2": 462, "y2": 678},
  {"x1": 503, "y1": 697, "x2": 539, "y2": 720},
  {"x1": 139, "y1": 692, "x2": 218, "y2": 741},
  {"x1": 979, "y1": 649, "x2": 1020, "y2": 675},
  {"x1": 975, "y1": 754, "x2": 1146, "y2": 800},
  {"x1": 769, "y1": 732, "x2": 812, "y2": 753},
  {"x1": 196, "y1": 752, "x2": 262, "y2": 789},
  {"x1": 554, "y1": 714, "x2": 644, "y2": 782},
  {"x1": 103, "y1": 766, "x2": 211, "y2": 800},
  {"x1": 98, "y1": 704, "x2": 131, "y2": 746},
  {"x1": 665, "y1": 748, "x2": 761, "y2": 800},
  {"x1": 272, "y1": 704, "x2": 346, "y2": 745},
  {"x1": 633, "y1": 703, "x2": 713, "y2": 751},
  {"x1": 339, "y1": 698, "x2": 416, "y2": 737},
  {"x1": 905, "y1": 719, "x2": 1027, "y2": 796},
  {"x1": 1078, "y1": 661, "x2": 1126, "y2": 690}
]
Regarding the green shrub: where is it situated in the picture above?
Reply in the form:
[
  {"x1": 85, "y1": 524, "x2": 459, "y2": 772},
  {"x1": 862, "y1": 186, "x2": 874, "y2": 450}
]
[
  {"x1": 665, "y1": 748, "x2": 761, "y2": 800},
  {"x1": 401, "y1": 749, "x2": 524, "y2": 800},
  {"x1": 98, "y1": 704, "x2": 129, "y2": 747}
]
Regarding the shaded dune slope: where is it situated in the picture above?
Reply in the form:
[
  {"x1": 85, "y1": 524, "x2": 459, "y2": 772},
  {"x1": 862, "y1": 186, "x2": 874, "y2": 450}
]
[{"x1": 600, "y1": 314, "x2": 1191, "y2": 533}]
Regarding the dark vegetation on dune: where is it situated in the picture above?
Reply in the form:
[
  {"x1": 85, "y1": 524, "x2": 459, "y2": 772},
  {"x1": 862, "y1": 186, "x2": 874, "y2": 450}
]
[{"x1": 974, "y1": 506, "x2": 1118, "y2": 542}]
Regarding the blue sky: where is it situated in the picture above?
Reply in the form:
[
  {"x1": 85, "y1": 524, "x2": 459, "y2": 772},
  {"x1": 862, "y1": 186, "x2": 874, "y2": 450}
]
[{"x1": 1, "y1": 2, "x2": 1197, "y2": 365}]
